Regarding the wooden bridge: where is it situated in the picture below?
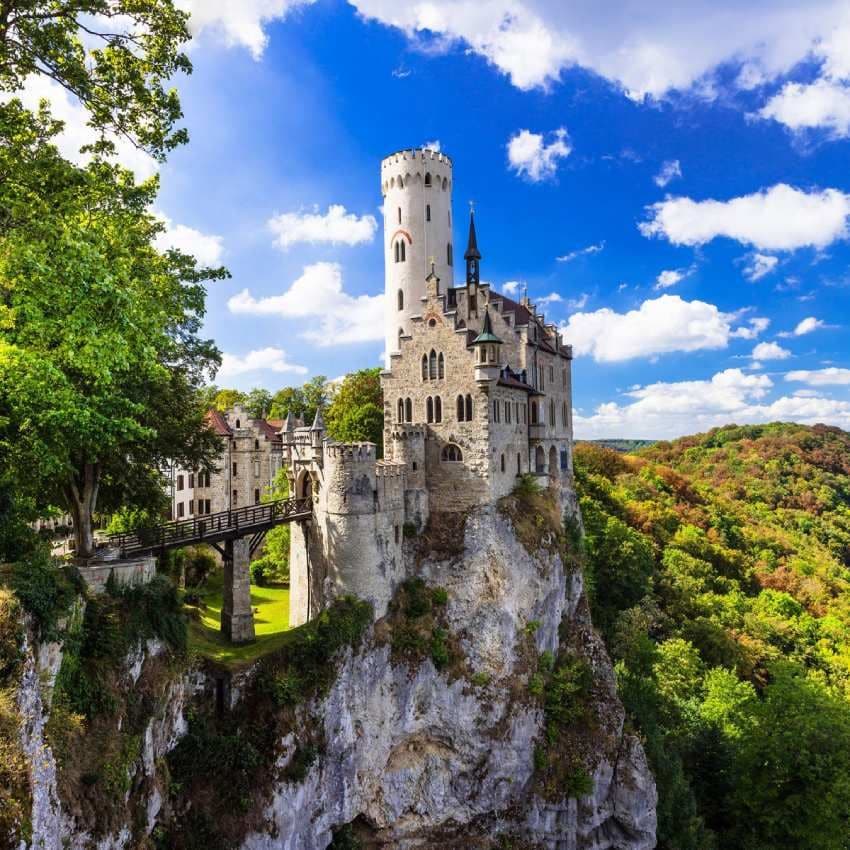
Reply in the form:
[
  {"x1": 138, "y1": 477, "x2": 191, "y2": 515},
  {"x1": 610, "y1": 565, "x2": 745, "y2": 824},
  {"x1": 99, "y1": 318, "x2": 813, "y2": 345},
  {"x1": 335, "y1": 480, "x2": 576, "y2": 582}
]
[{"x1": 108, "y1": 497, "x2": 312, "y2": 559}]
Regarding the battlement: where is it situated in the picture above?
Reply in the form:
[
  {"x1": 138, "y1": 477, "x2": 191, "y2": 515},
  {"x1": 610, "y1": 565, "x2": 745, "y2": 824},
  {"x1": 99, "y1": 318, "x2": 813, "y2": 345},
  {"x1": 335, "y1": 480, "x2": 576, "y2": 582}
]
[
  {"x1": 381, "y1": 148, "x2": 452, "y2": 168},
  {"x1": 390, "y1": 425, "x2": 427, "y2": 441},
  {"x1": 324, "y1": 441, "x2": 376, "y2": 462},
  {"x1": 376, "y1": 460, "x2": 406, "y2": 478}
]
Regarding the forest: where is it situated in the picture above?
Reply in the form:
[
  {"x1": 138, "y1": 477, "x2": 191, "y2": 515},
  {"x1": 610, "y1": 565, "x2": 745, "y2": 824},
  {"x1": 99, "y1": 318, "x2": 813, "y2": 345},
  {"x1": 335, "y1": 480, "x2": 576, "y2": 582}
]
[{"x1": 575, "y1": 422, "x2": 850, "y2": 850}]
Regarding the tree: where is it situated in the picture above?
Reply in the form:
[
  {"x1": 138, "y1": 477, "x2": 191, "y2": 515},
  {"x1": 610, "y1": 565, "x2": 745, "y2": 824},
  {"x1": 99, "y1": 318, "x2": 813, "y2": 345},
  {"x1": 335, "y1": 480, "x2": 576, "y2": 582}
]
[
  {"x1": 0, "y1": 115, "x2": 225, "y2": 558},
  {"x1": 325, "y1": 368, "x2": 383, "y2": 452},
  {"x1": 212, "y1": 388, "x2": 246, "y2": 412},
  {"x1": 269, "y1": 386, "x2": 305, "y2": 421},
  {"x1": 244, "y1": 388, "x2": 272, "y2": 419},
  {"x1": 268, "y1": 377, "x2": 328, "y2": 424},
  {"x1": 0, "y1": 0, "x2": 192, "y2": 160},
  {"x1": 301, "y1": 376, "x2": 328, "y2": 424}
]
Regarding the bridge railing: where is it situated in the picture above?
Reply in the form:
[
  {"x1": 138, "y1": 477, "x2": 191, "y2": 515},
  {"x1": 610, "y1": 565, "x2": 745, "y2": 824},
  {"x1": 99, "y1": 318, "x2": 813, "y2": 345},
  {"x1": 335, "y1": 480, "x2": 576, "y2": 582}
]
[{"x1": 108, "y1": 497, "x2": 312, "y2": 556}]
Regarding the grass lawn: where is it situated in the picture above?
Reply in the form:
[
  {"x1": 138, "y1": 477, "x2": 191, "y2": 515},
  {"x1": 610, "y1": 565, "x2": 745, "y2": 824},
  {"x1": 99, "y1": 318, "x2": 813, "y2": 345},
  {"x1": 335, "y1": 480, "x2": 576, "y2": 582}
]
[{"x1": 186, "y1": 570, "x2": 292, "y2": 668}]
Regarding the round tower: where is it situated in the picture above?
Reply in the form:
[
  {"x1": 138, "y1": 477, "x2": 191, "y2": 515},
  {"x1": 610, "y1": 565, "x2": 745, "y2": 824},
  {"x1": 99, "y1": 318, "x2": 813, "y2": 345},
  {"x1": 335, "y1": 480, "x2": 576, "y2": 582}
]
[{"x1": 381, "y1": 148, "x2": 454, "y2": 363}]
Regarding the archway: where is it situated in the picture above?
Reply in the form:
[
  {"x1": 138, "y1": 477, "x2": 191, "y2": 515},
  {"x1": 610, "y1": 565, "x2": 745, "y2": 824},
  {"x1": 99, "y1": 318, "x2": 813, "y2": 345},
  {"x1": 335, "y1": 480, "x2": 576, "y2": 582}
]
[
  {"x1": 296, "y1": 470, "x2": 313, "y2": 500},
  {"x1": 535, "y1": 445, "x2": 545, "y2": 474}
]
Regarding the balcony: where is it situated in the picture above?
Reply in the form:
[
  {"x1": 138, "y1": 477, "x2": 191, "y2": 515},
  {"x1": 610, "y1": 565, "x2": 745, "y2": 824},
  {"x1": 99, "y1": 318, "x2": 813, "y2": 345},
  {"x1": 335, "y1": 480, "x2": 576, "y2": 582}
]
[{"x1": 528, "y1": 423, "x2": 546, "y2": 440}]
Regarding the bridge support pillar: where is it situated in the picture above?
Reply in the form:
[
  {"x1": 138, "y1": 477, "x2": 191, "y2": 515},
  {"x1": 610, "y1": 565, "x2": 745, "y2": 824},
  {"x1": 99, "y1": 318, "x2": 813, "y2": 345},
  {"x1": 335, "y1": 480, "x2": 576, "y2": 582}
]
[{"x1": 221, "y1": 538, "x2": 255, "y2": 644}]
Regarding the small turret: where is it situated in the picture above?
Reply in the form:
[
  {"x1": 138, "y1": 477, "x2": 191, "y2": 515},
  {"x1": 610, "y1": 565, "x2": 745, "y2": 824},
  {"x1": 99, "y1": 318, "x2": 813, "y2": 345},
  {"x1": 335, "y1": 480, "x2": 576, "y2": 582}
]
[
  {"x1": 311, "y1": 407, "x2": 325, "y2": 448},
  {"x1": 473, "y1": 308, "x2": 502, "y2": 384}
]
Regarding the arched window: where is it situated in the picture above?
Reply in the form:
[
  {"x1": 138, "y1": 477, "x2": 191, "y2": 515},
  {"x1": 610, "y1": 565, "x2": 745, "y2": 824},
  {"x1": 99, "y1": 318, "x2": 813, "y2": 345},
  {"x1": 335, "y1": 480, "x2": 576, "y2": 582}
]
[
  {"x1": 505, "y1": 401, "x2": 511, "y2": 424},
  {"x1": 435, "y1": 396, "x2": 442, "y2": 423},
  {"x1": 465, "y1": 394, "x2": 473, "y2": 422},
  {"x1": 254, "y1": 439, "x2": 260, "y2": 450},
  {"x1": 550, "y1": 400, "x2": 556, "y2": 425},
  {"x1": 562, "y1": 401, "x2": 568, "y2": 426},
  {"x1": 438, "y1": 352, "x2": 444, "y2": 379},
  {"x1": 501, "y1": 454, "x2": 506, "y2": 472},
  {"x1": 421, "y1": 354, "x2": 428, "y2": 381},
  {"x1": 405, "y1": 398, "x2": 412, "y2": 422},
  {"x1": 398, "y1": 207, "x2": 402, "y2": 224},
  {"x1": 442, "y1": 177, "x2": 448, "y2": 190},
  {"x1": 394, "y1": 241, "x2": 399, "y2": 263},
  {"x1": 429, "y1": 349, "x2": 437, "y2": 380},
  {"x1": 517, "y1": 453, "x2": 521, "y2": 474},
  {"x1": 442, "y1": 444, "x2": 463, "y2": 462},
  {"x1": 235, "y1": 419, "x2": 241, "y2": 428},
  {"x1": 530, "y1": 402, "x2": 538, "y2": 424},
  {"x1": 398, "y1": 398, "x2": 404, "y2": 422},
  {"x1": 457, "y1": 394, "x2": 465, "y2": 421},
  {"x1": 398, "y1": 328, "x2": 404, "y2": 348},
  {"x1": 426, "y1": 396, "x2": 434, "y2": 423},
  {"x1": 426, "y1": 204, "x2": 431, "y2": 221},
  {"x1": 447, "y1": 243, "x2": 453, "y2": 265},
  {"x1": 397, "y1": 289, "x2": 404, "y2": 311},
  {"x1": 535, "y1": 445, "x2": 545, "y2": 474},
  {"x1": 400, "y1": 240, "x2": 406, "y2": 262},
  {"x1": 425, "y1": 172, "x2": 432, "y2": 187}
]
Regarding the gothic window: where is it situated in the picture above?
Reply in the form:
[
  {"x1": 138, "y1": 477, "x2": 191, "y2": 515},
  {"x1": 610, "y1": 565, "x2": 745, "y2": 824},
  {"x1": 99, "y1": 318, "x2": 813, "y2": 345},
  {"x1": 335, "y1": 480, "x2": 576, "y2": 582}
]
[
  {"x1": 426, "y1": 397, "x2": 434, "y2": 423},
  {"x1": 465, "y1": 394, "x2": 473, "y2": 421},
  {"x1": 426, "y1": 204, "x2": 431, "y2": 221},
  {"x1": 435, "y1": 396, "x2": 442, "y2": 422},
  {"x1": 501, "y1": 454, "x2": 506, "y2": 472},
  {"x1": 398, "y1": 328, "x2": 404, "y2": 348},
  {"x1": 398, "y1": 289, "x2": 404, "y2": 311},
  {"x1": 505, "y1": 401, "x2": 511, "y2": 424},
  {"x1": 405, "y1": 398, "x2": 412, "y2": 422},
  {"x1": 235, "y1": 419, "x2": 241, "y2": 428},
  {"x1": 550, "y1": 400, "x2": 556, "y2": 425},
  {"x1": 530, "y1": 402, "x2": 538, "y2": 424},
  {"x1": 447, "y1": 243, "x2": 453, "y2": 265},
  {"x1": 438, "y1": 352, "x2": 445, "y2": 379},
  {"x1": 562, "y1": 401, "x2": 568, "y2": 427},
  {"x1": 562, "y1": 369, "x2": 567, "y2": 390},
  {"x1": 492, "y1": 399, "x2": 500, "y2": 423},
  {"x1": 456, "y1": 394, "x2": 465, "y2": 421},
  {"x1": 442, "y1": 177, "x2": 448, "y2": 190},
  {"x1": 421, "y1": 354, "x2": 428, "y2": 381},
  {"x1": 398, "y1": 398, "x2": 404, "y2": 422},
  {"x1": 254, "y1": 438, "x2": 260, "y2": 450},
  {"x1": 425, "y1": 172, "x2": 432, "y2": 187},
  {"x1": 394, "y1": 241, "x2": 399, "y2": 263},
  {"x1": 442, "y1": 444, "x2": 463, "y2": 462},
  {"x1": 429, "y1": 349, "x2": 437, "y2": 380}
]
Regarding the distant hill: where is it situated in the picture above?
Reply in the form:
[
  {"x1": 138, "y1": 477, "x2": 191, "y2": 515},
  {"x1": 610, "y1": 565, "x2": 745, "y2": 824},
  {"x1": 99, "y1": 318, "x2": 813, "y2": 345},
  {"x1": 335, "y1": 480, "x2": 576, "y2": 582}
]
[
  {"x1": 580, "y1": 438, "x2": 656, "y2": 453},
  {"x1": 574, "y1": 422, "x2": 850, "y2": 850}
]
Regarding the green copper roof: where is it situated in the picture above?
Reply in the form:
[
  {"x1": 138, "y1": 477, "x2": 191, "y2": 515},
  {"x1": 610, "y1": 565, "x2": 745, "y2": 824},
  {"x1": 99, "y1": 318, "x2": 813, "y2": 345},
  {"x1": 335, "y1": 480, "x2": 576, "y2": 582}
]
[{"x1": 472, "y1": 308, "x2": 502, "y2": 345}]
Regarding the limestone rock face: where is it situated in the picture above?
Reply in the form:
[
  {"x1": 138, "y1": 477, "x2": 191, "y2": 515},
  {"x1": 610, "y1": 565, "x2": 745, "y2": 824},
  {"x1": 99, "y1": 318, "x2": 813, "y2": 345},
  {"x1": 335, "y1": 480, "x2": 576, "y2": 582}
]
[{"x1": 243, "y1": 504, "x2": 657, "y2": 849}]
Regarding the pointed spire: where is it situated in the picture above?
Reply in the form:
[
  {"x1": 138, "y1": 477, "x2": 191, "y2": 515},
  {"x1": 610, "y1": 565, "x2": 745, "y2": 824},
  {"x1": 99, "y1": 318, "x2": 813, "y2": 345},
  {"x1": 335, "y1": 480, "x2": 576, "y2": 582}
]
[
  {"x1": 311, "y1": 407, "x2": 325, "y2": 431},
  {"x1": 464, "y1": 208, "x2": 481, "y2": 261},
  {"x1": 472, "y1": 307, "x2": 502, "y2": 345},
  {"x1": 283, "y1": 411, "x2": 295, "y2": 432}
]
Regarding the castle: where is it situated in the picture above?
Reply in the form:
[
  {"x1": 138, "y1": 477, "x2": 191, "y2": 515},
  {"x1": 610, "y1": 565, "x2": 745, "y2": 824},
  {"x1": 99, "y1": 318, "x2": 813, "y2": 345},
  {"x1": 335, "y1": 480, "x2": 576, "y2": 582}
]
[{"x1": 284, "y1": 148, "x2": 575, "y2": 626}]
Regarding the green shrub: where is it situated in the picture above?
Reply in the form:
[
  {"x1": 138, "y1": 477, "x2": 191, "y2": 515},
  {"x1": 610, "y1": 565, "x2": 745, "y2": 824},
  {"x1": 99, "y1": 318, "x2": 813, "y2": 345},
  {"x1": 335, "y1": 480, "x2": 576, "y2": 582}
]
[
  {"x1": 402, "y1": 578, "x2": 431, "y2": 618},
  {"x1": 528, "y1": 673, "x2": 545, "y2": 697},
  {"x1": 329, "y1": 824, "x2": 363, "y2": 850},
  {"x1": 431, "y1": 586, "x2": 448, "y2": 606},
  {"x1": 283, "y1": 743, "x2": 318, "y2": 783},
  {"x1": 430, "y1": 627, "x2": 450, "y2": 669},
  {"x1": 514, "y1": 473, "x2": 541, "y2": 498},
  {"x1": 533, "y1": 744, "x2": 547, "y2": 771},
  {"x1": 525, "y1": 620, "x2": 541, "y2": 636},
  {"x1": 471, "y1": 671, "x2": 491, "y2": 687},
  {"x1": 564, "y1": 766, "x2": 594, "y2": 798},
  {"x1": 10, "y1": 553, "x2": 76, "y2": 640},
  {"x1": 271, "y1": 670, "x2": 303, "y2": 707},
  {"x1": 0, "y1": 589, "x2": 23, "y2": 679},
  {"x1": 251, "y1": 561, "x2": 267, "y2": 587},
  {"x1": 392, "y1": 622, "x2": 428, "y2": 656},
  {"x1": 402, "y1": 522, "x2": 418, "y2": 539}
]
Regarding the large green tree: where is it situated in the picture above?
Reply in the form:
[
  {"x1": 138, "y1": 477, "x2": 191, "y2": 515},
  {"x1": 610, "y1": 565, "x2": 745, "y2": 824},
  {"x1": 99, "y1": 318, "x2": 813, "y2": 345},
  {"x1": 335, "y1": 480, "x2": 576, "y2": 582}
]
[{"x1": 325, "y1": 367, "x2": 383, "y2": 452}]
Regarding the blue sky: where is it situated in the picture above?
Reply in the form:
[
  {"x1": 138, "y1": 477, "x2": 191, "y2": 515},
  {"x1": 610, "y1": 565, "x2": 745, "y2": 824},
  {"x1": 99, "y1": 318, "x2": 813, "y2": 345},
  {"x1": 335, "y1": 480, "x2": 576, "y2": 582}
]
[{"x1": 29, "y1": 0, "x2": 850, "y2": 438}]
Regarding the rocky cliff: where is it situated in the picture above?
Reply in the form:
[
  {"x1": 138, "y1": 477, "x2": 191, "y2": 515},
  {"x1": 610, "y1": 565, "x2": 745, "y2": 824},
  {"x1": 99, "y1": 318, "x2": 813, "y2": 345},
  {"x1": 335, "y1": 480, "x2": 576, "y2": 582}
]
[{"x1": 11, "y1": 494, "x2": 656, "y2": 849}]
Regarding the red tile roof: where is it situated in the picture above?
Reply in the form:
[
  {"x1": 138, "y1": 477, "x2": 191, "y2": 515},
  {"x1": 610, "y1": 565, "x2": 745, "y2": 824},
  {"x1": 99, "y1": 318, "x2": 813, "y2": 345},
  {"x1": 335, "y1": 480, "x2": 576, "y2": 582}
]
[
  {"x1": 254, "y1": 418, "x2": 282, "y2": 442},
  {"x1": 205, "y1": 408, "x2": 232, "y2": 436}
]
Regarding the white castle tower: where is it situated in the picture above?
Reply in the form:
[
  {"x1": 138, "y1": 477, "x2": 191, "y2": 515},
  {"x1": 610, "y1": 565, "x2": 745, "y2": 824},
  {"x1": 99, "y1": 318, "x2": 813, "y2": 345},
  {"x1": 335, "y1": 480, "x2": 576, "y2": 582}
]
[{"x1": 381, "y1": 148, "x2": 455, "y2": 362}]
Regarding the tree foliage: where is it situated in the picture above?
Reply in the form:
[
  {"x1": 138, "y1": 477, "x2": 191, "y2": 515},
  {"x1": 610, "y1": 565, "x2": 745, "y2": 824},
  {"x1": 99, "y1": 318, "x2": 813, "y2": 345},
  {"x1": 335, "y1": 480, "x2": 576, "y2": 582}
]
[{"x1": 325, "y1": 367, "x2": 383, "y2": 452}]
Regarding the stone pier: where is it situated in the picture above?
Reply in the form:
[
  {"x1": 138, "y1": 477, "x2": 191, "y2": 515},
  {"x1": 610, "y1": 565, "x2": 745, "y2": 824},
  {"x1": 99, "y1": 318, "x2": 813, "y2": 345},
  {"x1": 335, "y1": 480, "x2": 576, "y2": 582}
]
[{"x1": 221, "y1": 537, "x2": 255, "y2": 643}]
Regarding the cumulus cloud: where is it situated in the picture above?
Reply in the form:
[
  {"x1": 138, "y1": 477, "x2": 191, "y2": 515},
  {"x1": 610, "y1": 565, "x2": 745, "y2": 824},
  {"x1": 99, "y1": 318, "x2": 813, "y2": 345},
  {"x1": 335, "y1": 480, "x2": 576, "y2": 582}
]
[
  {"x1": 730, "y1": 317, "x2": 770, "y2": 340},
  {"x1": 228, "y1": 261, "x2": 384, "y2": 346},
  {"x1": 154, "y1": 212, "x2": 224, "y2": 266},
  {"x1": 501, "y1": 281, "x2": 523, "y2": 296},
  {"x1": 654, "y1": 160, "x2": 682, "y2": 187},
  {"x1": 423, "y1": 139, "x2": 441, "y2": 151},
  {"x1": 559, "y1": 294, "x2": 752, "y2": 363},
  {"x1": 742, "y1": 252, "x2": 780, "y2": 282},
  {"x1": 268, "y1": 205, "x2": 378, "y2": 250},
  {"x1": 218, "y1": 347, "x2": 308, "y2": 378},
  {"x1": 640, "y1": 184, "x2": 850, "y2": 251},
  {"x1": 574, "y1": 367, "x2": 850, "y2": 439},
  {"x1": 790, "y1": 316, "x2": 826, "y2": 336},
  {"x1": 177, "y1": 0, "x2": 317, "y2": 58},
  {"x1": 5, "y1": 75, "x2": 157, "y2": 178},
  {"x1": 654, "y1": 266, "x2": 693, "y2": 290},
  {"x1": 347, "y1": 1, "x2": 849, "y2": 99},
  {"x1": 752, "y1": 341, "x2": 791, "y2": 360},
  {"x1": 537, "y1": 292, "x2": 563, "y2": 306},
  {"x1": 759, "y1": 78, "x2": 850, "y2": 138},
  {"x1": 786, "y1": 367, "x2": 850, "y2": 386},
  {"x1": 507, "y1": 128, "x2": 571, "y2": 182},
  {"x1": 556, "y1": 241, "x2": 604, "y2": 263}
]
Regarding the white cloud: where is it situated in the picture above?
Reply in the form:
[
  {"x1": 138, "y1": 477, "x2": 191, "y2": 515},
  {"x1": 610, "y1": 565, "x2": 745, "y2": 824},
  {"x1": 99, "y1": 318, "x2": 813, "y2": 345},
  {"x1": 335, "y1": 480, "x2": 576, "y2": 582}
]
[
  {"x1": 759, "y1": 78, "x2": 850, "y2": 138},
  {"x1": 792, "y1": 316, "x2": 826, "y2": 336},
  {"x1": 348, "y1": 1, "x2": 849, "y2": 99},
  {"x1": 5, "y1": 75, "x2": 157, "y2": 178},
  {"x1": 501, "y1": 281, "x2": 523, "y2": 296},
  {"x1": 537, "y1": 292, "x2": 563, "y2": 306},
  {"x1": 268, "y1": 205, "x2": 378, "y2": 250},
  {"x1": 730, "y1": 317, "x2": 770, "y2": 340},
  {"x1": 560, "y1": 294, "x2": 751, "y2": 363},
  {"x1": 218, "y1": 347, "x2": 308, "y2": 378},
  {"x1": 154, "y1": 212, "x2": 224, "y2": 266},
  {"x1": 640, "y1": 184, "x2": 850, "y2": 251},
  {"x1": 575, "y1": 367, "x2": 850, "y2": 439},
  {"x1": 507, "y1": 128, "x2": 571, "y2": 182},
  {"x1": 566, "y1": 293, "x2": 590, "y2": 311},
  {"x1": 752, "y1": 341, "x2": 791, "y2": 360},
  {"x1": 654, "y1": 159, "x2": 682, "y2": 187},
  {"x1": 177, "y1": 0, "x2": 317, "y2": 59},
  {"x1": 786, "y1": 367, "x2": 850, "y2": 386},
  {"x1": 654, "y1": 266, "x2": 693, "y2": 290},
  {"x1": 423, "y1": 139, "x2": 441, "y2": 151},
  {"x1": 228, "y1": 261, "x2": 384, "y2": 346},
  {"x1": 556, "y1": 241, "x2": 604, "y2": 263},
  {"x1": 742, "y1": 252, "x2": 779, "y2": 281}
]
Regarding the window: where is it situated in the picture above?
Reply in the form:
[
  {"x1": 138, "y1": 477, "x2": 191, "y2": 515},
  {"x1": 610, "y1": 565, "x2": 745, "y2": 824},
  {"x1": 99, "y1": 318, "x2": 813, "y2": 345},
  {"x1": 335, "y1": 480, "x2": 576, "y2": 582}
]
[
  {"x1": 394, "y1": 240, "x2": 406, "y2": 262},
  {"x1": 232, "y1": 462, "x2": 238, "y2": 475},
  {"x1": 205, "y1": 499, "x2": 211, "y2": 514},
  {"x1": 441, "y1": 444, "x2": 463, "y2": 462},
  {"x1": 254, "y1": 438, "x2": 260, "y2": 450},
  {"x1": 438, "y1": 352, "x2": 445, "y2": 379},
  {"x1": 540, "y1": 368, "x2": 545, "y2": 392},
  {"x1": 405, "y1": 398, "x2": 412, "y2": 422},
  {"x1": 426, "y1": 204, "x2": 431, "y2": 221},
  {"x1": 517, "y1": 453, "x2": 521, "y2": 474},
  {"x1": 400, "y1": 240, "x2": 405, "y2": 262},
  {"x1": 178, "y1": 502, "x2": 185, "y2": 518},
  {"x1": 530, "y1": 402, "x2": 538, "y2": 424},
  {"x1": 501, "y1": 454, "x2": 505, "y2": 472},
  {"x1": 421, "y1": 354, "x2": 428, "y2": 380},
  {"x1": 427, "y1": 397, "x2": 434, "y2": 423},
  {"x1": 254, "y1": 488, "x2": 261, "y2": 504},
  {"x1": 177, "y1": 474, "x2": 184, "y2": 491},
  {"x1": 550, "y1": 400, "x2": 556, "y2": 425},
  {"x1": 394, "y1": 525, "x2": 400, "y2": 544},
  {"x1": 549, "y1": 365, "x2": 554, "y2": 382},
  {"x1": 465, "y1": 394, "x2": 473, "y2": 422},
  {"x1": 429, "y1": 349, "x2": 437, "y2": 380},
  {"x1": 562, "y1": 369, "x2": 567, "y2": 390},
  {"x1": 196, "y1": 500, "x2": 203, "y2": 516},
  {"x1": 442, "y1": 177, "x2": 448, "y2": 190},
  {"x1": 398, "y1": 289, "x2": 404, "y2": 311},
  {"x1": 457, "y1": 394, "x2": 465, "y2": 421},
  {"x1": 235, "y1": 419, "x2": 241, "y2": 428},
  {"x1": 394, "y1": 241, "x2": 399, "y2": 263},
  {"x1": 253, "y1": 460, "x2": 260, "y2": 478},
  {"x1": 425, "y1": 172, "x2": 432, "y2": 187},
  {"x1": 505, "y1": 401, "x2": 511, "y2": 424},
  {"x1": 492, "y1": 399, "x2": 500, "y2": 423},
  {"x1": 188, "y1": 472, "x2": 195, "y2": 488},
  {"x1": 232, "y1": 490, "x2": 238, "y2": 506},
  {"x1": 522, "y1": 405, "x2": 527, "y2": 424},
  {"x1": 562, "y1": 401, "x2": 568, "y2": 427},
  {"x1": 397, "y1": 207, "x2": 401, "y2": 224},
  {"x1": 398, "y1": 328, "x2": 404, "y2": 348},
  {"x1": 189, "y1": 499, "x2": 194, "y2": 515},
  {"x1": 412, "y1": 462, "x2": 418, "y2": 471},
  {"x1": 398, "y1": 398, "x2": 404, "y2": 422},
  {"x1": 434, "y1": 396, "x2": 442, "y2": 423},
  {"x1": 447, "y1": 243, "x2": 453, "y2": 265}
]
